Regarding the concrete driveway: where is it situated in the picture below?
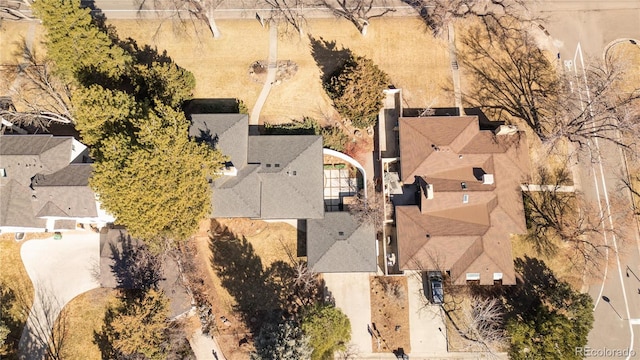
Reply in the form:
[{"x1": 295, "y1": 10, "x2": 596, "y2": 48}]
[
  {"x1": 405, "y1": 271, "x2": 448, "y2": 356},
  {"x1": 323, "y1": 272, "x2": 373, "y2": 355},
  {"x1": 18, "y1": 231, "x2": 101, "y2": 360}
]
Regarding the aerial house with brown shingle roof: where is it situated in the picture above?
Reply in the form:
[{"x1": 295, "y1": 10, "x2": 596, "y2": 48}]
[{"x1": 394, "y1": 115, "x2": 530, "y2": 285}]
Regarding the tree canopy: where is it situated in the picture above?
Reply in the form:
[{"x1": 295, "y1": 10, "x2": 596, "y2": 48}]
[
  {"x1": 34, "y1": 0, "x2": 226, "y2": 247},
  {"x1": 325, "y1": 55, "x2": 389, "y2": 129},
  {"x1": 251, "y1": 320, "x2": 312, "y2": 360},
  {"x1": 32, "y1": 0, "x2": 130, "y2": 84},
  {"x1": 301, "y1": 304, "x2": 351, "y2": 360},
  {"x1": 504, "y1": 257, "x2": 593, "y2": 360},
  {"x1": 99, "y1": 289, "x2": 170, "y2": 360}
]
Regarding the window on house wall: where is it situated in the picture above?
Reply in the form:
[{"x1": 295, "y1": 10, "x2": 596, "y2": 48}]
[
  {"x1": 466, "y1": 273, "x2": 480, "y2": 285},
  {"x1": 493, "y1": 272, "x2": 503, "y2": 285}
]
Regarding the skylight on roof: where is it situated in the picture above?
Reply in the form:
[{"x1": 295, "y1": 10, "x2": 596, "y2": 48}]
[{"x1": 463, "y1": 194, "x2": 469, "y2": 203}]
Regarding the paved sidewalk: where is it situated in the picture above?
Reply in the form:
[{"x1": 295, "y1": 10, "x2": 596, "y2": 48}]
[
  {"x1": 250, "y1": 21, "x2": 277, "y2": 126},
  {"x1": 18, "y1": 231, "x2": 101, "y2": 359}
]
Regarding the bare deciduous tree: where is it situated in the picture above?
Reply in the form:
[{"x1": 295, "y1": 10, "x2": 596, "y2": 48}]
[
  {"x1": 543, "y1": 61, "x2": 640, "y2": 151},
  {"x1": 136, "y1": 0, "x2": 224, "y2": 39},
  {"x1": 459, "y1": 15, "x2": 558, "y2": 136},
  {"x1": 1, "y1": 42, "x2": 74, "y2": 131},
  {"x1": 522, "y1": 166, "x2": 625, "y2": 275},
  {"x1": 460, "y1": 16, "x2": 640, "y2": 153},
  {"x1": 456, "y1": 296, "x2": 507, "y2": 353},
  {"x1": 263, "y1": 0, "x2": 308, "y2": 35},
  {"x1": 403, "y1": 0, "x2": 531, "y2": 37},
  {"x1": 347, "y1": 182, "x2": 384, "y2": 230},
  {"x1": 336, "y1": 342, "x2": 359, "y2": 360},
  {"x1": 316, "y1": 0, "x2": 395, "y2": 35}
]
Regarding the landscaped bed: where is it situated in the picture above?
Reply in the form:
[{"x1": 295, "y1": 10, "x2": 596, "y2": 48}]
[{"x1": 369, "y1": 276, "x2": 411, "y2": 354}]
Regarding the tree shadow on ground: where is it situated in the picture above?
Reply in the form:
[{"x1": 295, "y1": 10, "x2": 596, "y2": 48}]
[
  {"x1": 309, "y1": 36, "x2": 353, "y2": 85},
  {"x1": 109, "y1": 233, "x2": 164, "y2": 293},
  {"x1": 500, "y1": 256, "x2": 561, "y2": 320},
  {"x1": 209, "y1": 224, "x2": 279, "y2": 329},
  {"x1": 209, "y1": 221, "x2": 323, "y2": 333}
]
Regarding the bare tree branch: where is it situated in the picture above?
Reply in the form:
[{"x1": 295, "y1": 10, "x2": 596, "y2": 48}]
[{"x1": 317, "y1": 0, "x2": 395, "y2": 35}]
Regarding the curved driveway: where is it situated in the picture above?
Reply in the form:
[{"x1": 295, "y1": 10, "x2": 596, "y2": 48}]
[{"x1": 18, "y1": 231, "x2": 101, "y2": 360}]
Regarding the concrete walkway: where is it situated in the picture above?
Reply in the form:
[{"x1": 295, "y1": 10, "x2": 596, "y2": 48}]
[
  {"x1": 189, "y1": 328, "x2": 227, "y2": 360},
  {"x1": 249, "y1": 22, "x2": 278, "y2": 126},
  {"x1": 447, "y1": 23, "x2": 464, "y2": 116},
  {"x1": 520, "y1": 184, "x2": 576, "y2": 192},
  {"x1": 323, "y1": 272, "x2": 373, "y2": 355},
  {"x1": 18, "y1": 231, "x2": 101, "y2": 359}
]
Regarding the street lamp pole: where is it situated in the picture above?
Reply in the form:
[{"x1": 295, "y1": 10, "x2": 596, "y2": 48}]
[{"x1": 602, "y1": 296, "x2": 623, "y2": 320}]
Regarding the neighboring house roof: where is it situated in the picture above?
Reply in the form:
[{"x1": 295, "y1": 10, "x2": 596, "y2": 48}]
[
  {"x1": 188, "y1": 114, "x2": 324, "y2": 220},
  {"x1": 0, "y1": 135, "x2": 74, "y2": 187},
  {"x1": 0, "y1": 135, "x2": 107, "y2": 231},
  {"x1": 307, "y1": 212, "x2": 377, "y2": 273},
  {"x1": 32, "y1": 164, "x2": 98, "y2": 218},
  {"x1": 395, "y1": 116, "x2": 530, "y2": 285}
]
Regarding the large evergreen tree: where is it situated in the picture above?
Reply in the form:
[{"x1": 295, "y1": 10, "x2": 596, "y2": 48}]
[
  {"x1": 251, "y1": 320, "x2": 312, "y2": 360},
  {"x1": 91, "y1": 105, "x2": 226, "y2": 248},
  {"x1": 505, "y1": 258, "x2": 594, "y2": 360},
  {"x1": 325, "y1": 55, "x2": 389, "y2": 129},
  {"x1": 99, "y1": 289, "x2": 170, "y2": 360},
  {"x1": 34, "y1": 0, "x2": 226, "y2": 246},
  {"x1": 301, "y1": 305, "x2": 351, "y2": 360},
  {"x1": 32, "y1": 0, "x2": 129, "y2": 84}
]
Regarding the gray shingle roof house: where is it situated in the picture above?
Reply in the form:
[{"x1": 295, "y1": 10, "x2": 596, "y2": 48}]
[
  {"x1": 189, "y1": 114, "x2": 324, "y2": 220},
  {"x1": 307, "y1": 212, "x2": 377, "y2": 273},
  {"x1": 0, "y1": 135, "x2": 114, "y2": 233}
]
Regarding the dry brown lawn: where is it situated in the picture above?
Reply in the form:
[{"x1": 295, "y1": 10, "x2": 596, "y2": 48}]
[
  {"x1": 608, "y1": 42, "x2": 640, "y2": 94},
  {"x1": 193, "y1": 218, "x2": 301, "y2": 360},
  {"x1": 0, "y1": 21, "x2": 48, "y2": 96},
  {"x1": 1, "y1": 17, "x2": 453, "y2": 126},
  {"x1": 0, "y1": 233, "x2": 51, "y2": 358},
  {"x1": 264, "y1": 17, "x2": 453, "y2": 125},
  {"x1": 59, "y1": 288, "x2": 119, "y2": 360},
  {"x1": 106, "y1": 19, "x2": 268, "y2": 111},
  {"x1": 369, "y1": 276, "x2": 410, "y2": 353}
]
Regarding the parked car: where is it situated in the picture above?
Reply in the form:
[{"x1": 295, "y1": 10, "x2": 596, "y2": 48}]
[{"x1": 427, "y1": 271, "x2": 444, "y2": 304}]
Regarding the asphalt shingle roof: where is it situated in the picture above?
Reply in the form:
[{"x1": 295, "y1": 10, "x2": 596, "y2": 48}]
[
  {"x1": 0, "y1": 136, "x2": 98, "y2": 230},
  {"x1": 396, "y1": 116, "x2": 530, "y2": 285},
  {"x1": 307, "y1": 212, "x2": 377, "y2": 273},
  {"x1": 189, "y1": 116, "x2": 324, "y2": 220}
]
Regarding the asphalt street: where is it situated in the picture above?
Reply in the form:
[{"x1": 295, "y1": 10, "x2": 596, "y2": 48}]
[{"x1": 541, "y1": 2, "x2": 640, "y2": 357}]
